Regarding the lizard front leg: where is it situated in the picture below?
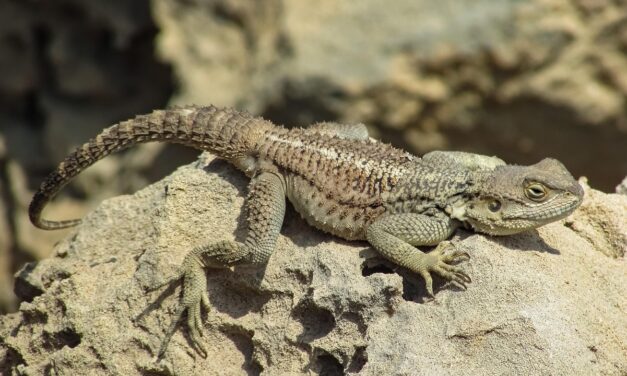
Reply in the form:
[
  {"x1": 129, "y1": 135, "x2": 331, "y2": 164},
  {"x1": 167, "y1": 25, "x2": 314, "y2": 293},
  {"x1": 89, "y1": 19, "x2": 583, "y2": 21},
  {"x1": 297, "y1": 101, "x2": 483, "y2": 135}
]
[
  {"x1": 366, "y1": 213, "x2": 470, "y2": 297},
  {"x1": 155, "y1": 170, "x2": 286, "y2": 358}
]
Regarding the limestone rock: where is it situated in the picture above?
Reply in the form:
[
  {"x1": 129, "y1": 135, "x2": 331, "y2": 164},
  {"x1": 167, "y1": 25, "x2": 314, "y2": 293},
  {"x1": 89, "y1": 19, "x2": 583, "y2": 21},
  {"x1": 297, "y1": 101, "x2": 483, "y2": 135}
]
[
  {"x1": 0, "y1": 155, "x2": 625, "y2": 375},
  {"x1": 565, "y1": 178, "x2": 627, "y2": 258},
  {"x1": 617, "y1": 176, "x2": 627, "y2": 195}
]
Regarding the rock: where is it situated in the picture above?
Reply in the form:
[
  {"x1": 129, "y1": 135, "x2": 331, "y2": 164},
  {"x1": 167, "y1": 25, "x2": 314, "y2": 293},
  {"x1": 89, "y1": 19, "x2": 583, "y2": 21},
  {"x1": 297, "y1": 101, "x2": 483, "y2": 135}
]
[
  {"x1": 617, "y1": 176, "x2": 627, "y2": 195},
  {"x1": 152, "y1": 0, "x2": 284, "y2": 111},
  {"x1": 564, "y1": 177, "x2": 627, "y2": 258},
  {"x1": 0, "y1": 135, "x2": 15, "y2": 313},
  {"x1": 0, "y1": 155, "x2": 625, "y2": 375}
]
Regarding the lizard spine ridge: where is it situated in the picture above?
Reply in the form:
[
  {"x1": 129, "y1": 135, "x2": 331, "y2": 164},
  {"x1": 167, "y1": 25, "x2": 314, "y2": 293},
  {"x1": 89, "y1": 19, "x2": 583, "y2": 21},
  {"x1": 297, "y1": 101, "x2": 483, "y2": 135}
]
[{"x1": 29, "y1": 105, "x2": 273, "y2": 230}]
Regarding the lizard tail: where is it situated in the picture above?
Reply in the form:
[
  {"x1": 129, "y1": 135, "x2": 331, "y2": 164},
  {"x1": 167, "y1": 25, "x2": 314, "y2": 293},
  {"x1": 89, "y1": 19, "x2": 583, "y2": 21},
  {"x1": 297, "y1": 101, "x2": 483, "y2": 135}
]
[{"x1": 29, "y1": 105, "x2": 275, "y2": 230}]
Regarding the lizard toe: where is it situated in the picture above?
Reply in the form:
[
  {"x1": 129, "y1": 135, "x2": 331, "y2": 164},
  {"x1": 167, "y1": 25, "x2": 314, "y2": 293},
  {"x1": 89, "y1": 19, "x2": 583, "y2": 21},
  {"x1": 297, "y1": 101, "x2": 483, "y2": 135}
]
[
  {"x1": 433, "y1": 264, "x2": 471, "y2": 290},
  {"x1": 442, "y1": 249, "x2": 470, "y2": 263},
  {"x1": 187, "y1": 307, "x2": 207, "y2": 357},
  {"x1": 419, "y1": 270, "x2": 435, "y2": 297},
  {"x1": 439, "y1": 263, "x2": 471, "y2": 283},
  {"x1": 201, "y1": 290, "x2": 211, "y2": 311},
  {"x1": 449, "y1": 279, "x2": 468, "y2": 290}
]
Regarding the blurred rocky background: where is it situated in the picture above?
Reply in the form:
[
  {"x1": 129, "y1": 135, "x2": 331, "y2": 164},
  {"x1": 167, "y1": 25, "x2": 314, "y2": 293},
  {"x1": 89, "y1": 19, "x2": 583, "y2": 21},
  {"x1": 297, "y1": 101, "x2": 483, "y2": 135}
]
[{"x1": 0, "y1": 0, "x2": 626, "y2": 313}]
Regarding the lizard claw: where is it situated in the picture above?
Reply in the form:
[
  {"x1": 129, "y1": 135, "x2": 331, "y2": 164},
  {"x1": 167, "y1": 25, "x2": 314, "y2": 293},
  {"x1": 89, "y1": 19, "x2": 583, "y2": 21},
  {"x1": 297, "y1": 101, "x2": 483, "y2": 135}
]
[
  {"x1": 419, "y1": 270, "x2": 435, "y2": 297},
  {"x1": 436, "y1": 241, "x2": 470, "y2": 263}
]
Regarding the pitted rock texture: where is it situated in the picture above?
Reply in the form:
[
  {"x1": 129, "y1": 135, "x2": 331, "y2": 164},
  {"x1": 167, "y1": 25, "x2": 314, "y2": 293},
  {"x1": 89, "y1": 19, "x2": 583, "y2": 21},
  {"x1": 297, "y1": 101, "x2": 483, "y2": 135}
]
[
  {"x1": 0, "y1": 154, "x2": 625, "y2": 375},
  {"x1": 565, "y1": 178, "x2": 627, "y2": 258}
]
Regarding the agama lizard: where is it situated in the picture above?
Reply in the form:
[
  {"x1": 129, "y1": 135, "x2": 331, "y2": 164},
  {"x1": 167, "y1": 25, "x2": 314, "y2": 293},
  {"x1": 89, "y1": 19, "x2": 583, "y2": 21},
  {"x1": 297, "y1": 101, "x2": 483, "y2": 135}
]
[{"x1": 29, "y1": 105, "x2": 584, "y2": 357}]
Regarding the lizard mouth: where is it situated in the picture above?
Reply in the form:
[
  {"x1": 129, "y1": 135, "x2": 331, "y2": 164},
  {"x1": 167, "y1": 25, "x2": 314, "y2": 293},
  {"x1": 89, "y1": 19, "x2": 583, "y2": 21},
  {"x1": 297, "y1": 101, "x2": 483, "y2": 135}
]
[{"x1": 503, "y1": 193, "x2": 583, "y2": 223}]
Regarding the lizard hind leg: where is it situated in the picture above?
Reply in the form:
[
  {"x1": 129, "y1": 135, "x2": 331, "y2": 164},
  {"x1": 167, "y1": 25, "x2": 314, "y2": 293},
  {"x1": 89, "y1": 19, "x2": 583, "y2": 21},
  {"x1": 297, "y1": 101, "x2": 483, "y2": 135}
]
[{"x1": 155, "y1": 171, "x2": 286, "y2": 359}]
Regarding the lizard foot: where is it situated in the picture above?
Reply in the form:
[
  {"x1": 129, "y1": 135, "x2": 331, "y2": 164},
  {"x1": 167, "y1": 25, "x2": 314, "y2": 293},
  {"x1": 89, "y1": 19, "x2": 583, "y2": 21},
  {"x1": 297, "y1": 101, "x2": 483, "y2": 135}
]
[
  {"x1": 415, "y1": 241, "x2": 471, "y2": 297},
  {"x1": 157, "y1": 259, "x2": 210, "y2": 359},
  {"x1": 155, "y1": 241, "x2": 248, "y2": 359}
]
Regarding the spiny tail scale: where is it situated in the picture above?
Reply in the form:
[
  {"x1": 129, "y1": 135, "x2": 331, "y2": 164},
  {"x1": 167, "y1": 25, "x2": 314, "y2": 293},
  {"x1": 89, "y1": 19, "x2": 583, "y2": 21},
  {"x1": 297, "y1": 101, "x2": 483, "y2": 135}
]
[{"x1": 29, "y1": 105, "x2": 273, "y2": 230}]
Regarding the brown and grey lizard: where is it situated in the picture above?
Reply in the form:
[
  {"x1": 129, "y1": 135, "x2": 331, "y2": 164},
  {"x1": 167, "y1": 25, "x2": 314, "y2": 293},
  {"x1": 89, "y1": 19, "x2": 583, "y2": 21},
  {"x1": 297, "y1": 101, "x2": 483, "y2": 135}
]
[{"x1": 29, "y1": 105, "x2": 584, "y2": 358}]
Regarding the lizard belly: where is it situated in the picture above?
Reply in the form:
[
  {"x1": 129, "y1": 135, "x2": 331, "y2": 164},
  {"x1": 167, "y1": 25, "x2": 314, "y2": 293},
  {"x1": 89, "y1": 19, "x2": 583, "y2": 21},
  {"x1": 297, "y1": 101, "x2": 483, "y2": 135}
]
[{"x1": 285, "y1": 175, "x2": 383, "y2": 241}]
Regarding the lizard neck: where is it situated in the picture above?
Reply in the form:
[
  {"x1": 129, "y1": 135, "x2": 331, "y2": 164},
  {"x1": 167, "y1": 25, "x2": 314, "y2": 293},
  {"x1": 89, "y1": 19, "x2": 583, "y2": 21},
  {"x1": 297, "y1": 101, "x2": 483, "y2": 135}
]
[
  {"x1": 384, "y1": 161, "x2": 484, "y2": 215},
  {"x1": 440, "y1": 170, "x2": 488, "y2": 221},
  {"x1": 387, "y1": 163, "x2": 499, "y2": 221}
]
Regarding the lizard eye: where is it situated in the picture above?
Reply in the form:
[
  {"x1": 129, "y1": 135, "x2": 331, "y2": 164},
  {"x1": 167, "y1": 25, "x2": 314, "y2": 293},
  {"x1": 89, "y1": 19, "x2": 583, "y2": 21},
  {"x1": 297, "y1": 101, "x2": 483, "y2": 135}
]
[
  {"x1": 488, "y1": 200, "x2": 501, "y2": 212},
  {"x1": 525, "y1": 183, "x2": 547, "y2": 201}
]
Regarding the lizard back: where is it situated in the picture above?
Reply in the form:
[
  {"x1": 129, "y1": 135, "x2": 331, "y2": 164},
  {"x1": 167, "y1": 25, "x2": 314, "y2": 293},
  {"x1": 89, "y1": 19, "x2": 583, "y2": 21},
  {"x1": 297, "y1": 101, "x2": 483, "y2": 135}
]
[{"x1": 256, "y1": 128, "x2": 417, "y2": 239}]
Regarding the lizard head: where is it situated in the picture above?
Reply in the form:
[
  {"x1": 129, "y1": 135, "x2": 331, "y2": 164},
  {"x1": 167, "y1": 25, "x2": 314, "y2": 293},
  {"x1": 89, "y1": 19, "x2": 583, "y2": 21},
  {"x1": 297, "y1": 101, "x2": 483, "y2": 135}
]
[{"x1": 462, "y1": 158, "x2": 584, "y2": 236}]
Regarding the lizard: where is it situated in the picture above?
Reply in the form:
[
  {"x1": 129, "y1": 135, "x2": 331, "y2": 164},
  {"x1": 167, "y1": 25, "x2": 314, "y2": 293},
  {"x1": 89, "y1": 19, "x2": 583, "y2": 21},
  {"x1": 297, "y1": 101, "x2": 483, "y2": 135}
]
[{"x1": 29, "y1": 105, "x2": 584, "y2": 358}]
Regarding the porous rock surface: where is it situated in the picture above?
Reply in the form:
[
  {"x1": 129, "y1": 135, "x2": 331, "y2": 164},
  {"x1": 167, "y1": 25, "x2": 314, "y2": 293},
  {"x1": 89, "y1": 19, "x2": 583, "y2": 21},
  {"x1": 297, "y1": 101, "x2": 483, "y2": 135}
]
[{"x1": 0, "y1": 154, "x2": 625, "y2": 375}]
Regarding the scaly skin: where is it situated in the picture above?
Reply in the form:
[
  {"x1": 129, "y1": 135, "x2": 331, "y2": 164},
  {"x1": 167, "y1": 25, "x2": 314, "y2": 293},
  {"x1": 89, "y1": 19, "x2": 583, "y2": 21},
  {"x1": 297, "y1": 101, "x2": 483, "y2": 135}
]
[{"x1": 29, "y1": 105, "x2": 584, "y2": 358}]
